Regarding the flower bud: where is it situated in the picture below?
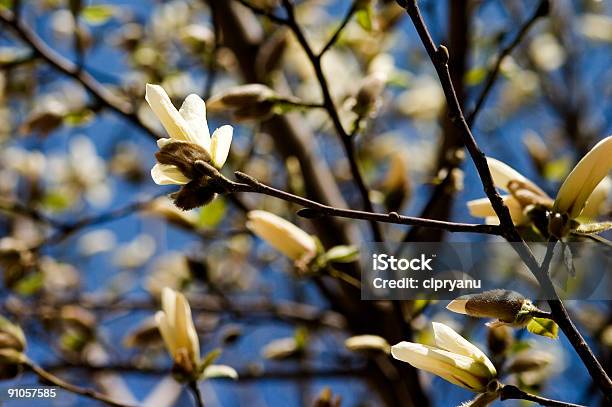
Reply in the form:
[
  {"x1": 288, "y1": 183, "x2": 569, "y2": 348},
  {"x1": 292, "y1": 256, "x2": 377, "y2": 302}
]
[
  {"x1": 345, "y1": 335, "x2": 390, "y2": 353},
  {"x1": 156, "y1": 288, "x2": 201, "y2": 380},
  {"x1": 246, "y1": 210, "x2": 317, "y2": 262},
  {"x1": 352, "y1": 72, "x2": 386, "y2": 117},
  {"x1": 0, "y1": 349, "x2": 25, "y2": 380},
  {"x1": 207, "y1": 84, "x2": 276, "y2": 111},
  {"x1": 391, "y1": 322, "x2": 496, "y2": 392},
  {"x1": 0, "y1": 315, "x2": 26, "y2": 352},
  {"x1": 446, "y1": 290, "x2": 531, "y2": 324}
]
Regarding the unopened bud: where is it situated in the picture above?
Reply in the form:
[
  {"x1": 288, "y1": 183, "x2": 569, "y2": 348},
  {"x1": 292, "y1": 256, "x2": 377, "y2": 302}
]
[
  {"x1": 353, "y1": 72, "x2": 386, "y2": 116},
  {"x1": 548, "y1": 212, "x2": 571, "y2": 239},
  {"x1": 447, "y1": 290, "x2": 531, "y2": 323},
  {"x1": 207, "y1": 84, "x2": 276, "y2": 111},
  {"x1": 0, "y1": 349, "x2": 25, "y2": 380},
  {"x1": 506, "y1": 350, "x2": 553, "y2": 374},
  {"x1": 487, "y1": 325, "x2": 512, "y2": 356},
  {"x1": 0, "y1": 316, "x2": 26, "y2": 352},
  {"x1": 345, "y1": 335, "x2": 390, "y2": 353}
]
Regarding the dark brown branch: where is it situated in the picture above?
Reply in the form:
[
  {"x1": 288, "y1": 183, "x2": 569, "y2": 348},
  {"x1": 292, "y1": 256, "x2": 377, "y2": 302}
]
[
  {"x1": 231, "y1": 170, "x2": 501, "y2": 235},
  {"x1": 318, "y1": 1, "x2": 359, "y2": 57},
  {"x1": 500, "y1": 385, "x2": 586, "y2": 407},
  {"x1": 280, "y1": 0, "x2": 384, "y2": 241},
  {"x1": 0, "y1": 8, "x2": 157, "y2": 140},
  {"x1": 26, "y1": 360, "x2": 135, "y2": 407},
  {"x1": 188, "y1": 382, "x2": 204, "y2": 407},
  {"x1": 397, "y1": 0, "x2": 612, "y2": 400},
  {"x1": 467, "y1": 0, "x2": 548, "y2": 126}
]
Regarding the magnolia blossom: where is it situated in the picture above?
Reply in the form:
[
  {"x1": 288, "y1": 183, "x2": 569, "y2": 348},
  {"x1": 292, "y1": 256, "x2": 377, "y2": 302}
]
[
  {"x1": 469, "y1": 137, "x2": 611, "y2": 226},
  {"x1": 145, "y1": 84, "x2": 233, "y2": 185},
  {"x1": 246, "y1": 210, "x2": 317, "y2": 261},
  {"x1": 553, "y1": 136, "x2": 612, "y2": 219},
  {"x1": 155, "y1": 287, "x2": 200, "y2": 374},
  {"x1": 391, "y1": 322, "x2": 497, "y2": 392}
]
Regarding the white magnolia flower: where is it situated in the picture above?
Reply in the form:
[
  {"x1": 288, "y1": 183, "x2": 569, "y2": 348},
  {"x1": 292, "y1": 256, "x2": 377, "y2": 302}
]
[
  {"x1": 246, "y1": 210, "x2": 317, "y2": 261},
  {"x1": 553, "y1": 136, "x2": 612, "y2": 219},
  {"x1": 145, "y1": 84, "x2": 233, "y2": 185},
  {"x1": 469, "y1": 137, "x2": 611, "y2": 227},
  {"x1": 391, "y1": 322, "x2": 497, "y2": 392},
  {"x1": 155, "y1": 287, "x2": 200, "y2": 374}
]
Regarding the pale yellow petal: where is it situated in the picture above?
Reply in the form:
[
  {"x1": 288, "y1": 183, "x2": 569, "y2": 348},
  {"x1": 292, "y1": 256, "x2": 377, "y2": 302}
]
[
  {"x1": 487, "y1": 157, "x2": 544, "y2": 195},
  {"x1": 145, "y1": 84, "x2": 191, "y2": 141},
  {"x1": 246, "y1": 210, "x2": 316, "y2": 260},
  {"x1": 554, "y1": 136, "x2": 612, "y2": 218},
  {"x1": 179, "y1": 94, "x2": 211, "y2": 150},
  {"x1": 155, "y1": 311, "x2": 176, "y2": 359},
  {"x1": 467, "y1": 195, "x2": 527, "y2": 225},
  {"x1": 151, "y1": 164, "x2": 190, "y2": 185},
  {"x1": 432, "y1": 322, "x2": 496, "y2": 377},
  {"x1": 391, "y1": 342, "x2": 490, "y2": 391},
  {"x1": 579, "y1": 177, "x2": 610, "y2": 220},
  {"x1": 210, "y1": 125, "x2": 233, "y2": 169}
]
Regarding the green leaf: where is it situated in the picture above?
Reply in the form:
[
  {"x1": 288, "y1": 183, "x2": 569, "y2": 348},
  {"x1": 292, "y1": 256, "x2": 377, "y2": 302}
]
[
  {"x1": 81, "y1": 5, "x2": 115, "y2": 25},
  {"x1": 0, "y1": 0, "x2": 13, "y2": 11},
  {"x1": 464, "y1": 67, "x2": 487, "y2": 86},
  {"x1": 526, "y1": 317, "x2": 558, "y2": 339},
  {"x1": 42, "y1": 190, "x2": 73, "y2": 212},
  {"x1": 355, "y1": 8, "x2": 373, "y2": 31},
  {"x1": 14, "y1": 272, "x2": 43, "y2": 296},
  {"x1": 324, "y1": 245, "x2": 359, "y2": 263},
  {"x1": 64, "y1": 110, "x2": 94, "y2": 127},
  {"x1": 197, "y1": 197, "x2": 226, "y2": 228},
  {"x1": 200, "y1": 348, "x2": 222, "y2": 370},
  {"x1": 543, "y1": 158, "x2": 571, "y2": 181},
  {"x1": 575, "y1": 221, "x2": 612, "y2": 234}
]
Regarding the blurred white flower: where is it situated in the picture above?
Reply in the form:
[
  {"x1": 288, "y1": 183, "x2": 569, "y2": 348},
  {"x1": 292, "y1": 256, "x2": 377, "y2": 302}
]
[
  {"x1": 155, "y1": 288, "x2": 200, "y2": 376},
  {"x1": 246, "y1": 210, "x2": 317, "y2": 262}
]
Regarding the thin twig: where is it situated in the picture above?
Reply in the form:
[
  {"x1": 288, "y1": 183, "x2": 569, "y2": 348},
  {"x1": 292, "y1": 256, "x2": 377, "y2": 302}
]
[
  {"x1": 0, "y1": 8, "x2": 157, "y2": 140},
  {"x1": 26, "y1": 359, "x2": 135, "y2": 407},
  {"x1": 188, "y1": 381, "x2": 204, "y2": 407},
  {"x1": 281, "y1": 0, "x2": 383, "y2": 241},
  {"x1": 500, "y1": 385, "x2": 586, "y2": 407},
  {"x1": 397, "y1": 0, "x2": 612, "y2": 400},
  {"x1": 230, "y1": 170, "x2": 501, "y2": 234},
  {"x1": 318, "y1": 1, "x2": 359, "y2": 57},
  {"x1": 467, "y1": 0, "x2": 548, "y2": 126}
]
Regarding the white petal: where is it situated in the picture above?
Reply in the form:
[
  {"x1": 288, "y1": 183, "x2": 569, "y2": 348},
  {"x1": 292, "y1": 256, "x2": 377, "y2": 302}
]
[
  {"x1": 391, "y1": 342, "x2": 491, "y2": 391},
  {"x1": 467, "y1": 195, "x2": 527, "y2": 225},
  {"x1": 151, "y1": 164, "x2": 190, "y2": 185},
  {"x1": 246, "y1": 210, "x2": 317, "y2": 260},
  {"x1": 579, "y1": 177, "x2": 610, "y2": 220},
  {"x1": 156, "y1": 138, "x2": 174, "y2": 149},
  {"x1": 155, "y1": 311, "x2": 176, "y2": 359},
  {"x1": 145, "y1": 84, "x2": 192, "y2": 141},
  {"x1": 487, "y1": 158, "x2": 543, "y2": 195},
  {"x1": 179, "y1": 94, "x2": 211, "y2": 150},
  {"x1": 202, "y1": 365, "x2": 238, "y2": 380},
  {"x1": 554, "y1": 136, "x2": 612, "y2": 218},
  {"x1": 174, "y1": 291, "x2": 199, "y2": 363},
  {"x1": 210, "y1": 125, "x2": 233, "y2": 169},
  {"x1": 432, "y1": 322, "x2": 497, "y2": 377}
]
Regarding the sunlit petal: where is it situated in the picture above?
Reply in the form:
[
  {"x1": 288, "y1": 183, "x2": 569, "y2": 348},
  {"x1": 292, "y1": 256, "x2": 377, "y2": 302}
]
[
  {"x1": 145, "y1": 84, "x2": 192, "y2": 141},
  {"x1": 151, "y1": 164, "x2": 189, "y2": 185},
  {"x1": 179, "y1": 94, "x2": 211, "y2": 150},
  {"x1": 210, "y1": 125, "x2": 233, "y2": 169}
]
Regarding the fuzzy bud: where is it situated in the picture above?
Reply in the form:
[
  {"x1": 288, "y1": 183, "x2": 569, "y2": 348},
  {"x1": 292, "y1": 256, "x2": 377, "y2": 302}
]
[{"x1": 447, "y1": 290, "x2": 530, "y2": 324}]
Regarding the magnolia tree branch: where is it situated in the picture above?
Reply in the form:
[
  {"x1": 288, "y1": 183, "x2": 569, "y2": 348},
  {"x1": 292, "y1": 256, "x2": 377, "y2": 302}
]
[
  {"x1": 397, "y1": 0, "x2": 612, "y2": 401},
  {"x1": 467, "y1": 0, "x2": 549, "y2": 126},
  {"x1": 0, "y1": 8, "x2": 158, "y2": 140},
  {"x1": 25, "y1": 359, "x2": 135, "y2": 407},
  {"x1": 188, "y1": 382, "x2": 204, "y2": 407},
  {"x1": 500, "y1": 385, "x2": 586, "y2": 407},
  {"x1": 280, "y1": 0, "x2": 384, "y2": 241}
]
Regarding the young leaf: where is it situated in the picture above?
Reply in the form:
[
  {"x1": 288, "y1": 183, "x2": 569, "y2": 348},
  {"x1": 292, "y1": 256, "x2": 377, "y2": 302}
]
[
  {"x1": 324, "y1": 245, "x2": 359, "y2": 263},
  {"x1": 526, "y1": 317, "x2": 558, "y2": 339}
]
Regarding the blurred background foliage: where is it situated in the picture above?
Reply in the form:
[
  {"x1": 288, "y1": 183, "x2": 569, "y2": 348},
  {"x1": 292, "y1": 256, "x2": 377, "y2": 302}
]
[{"x1": 0, "y1": 0, "x2": 610, "y2": 405}]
